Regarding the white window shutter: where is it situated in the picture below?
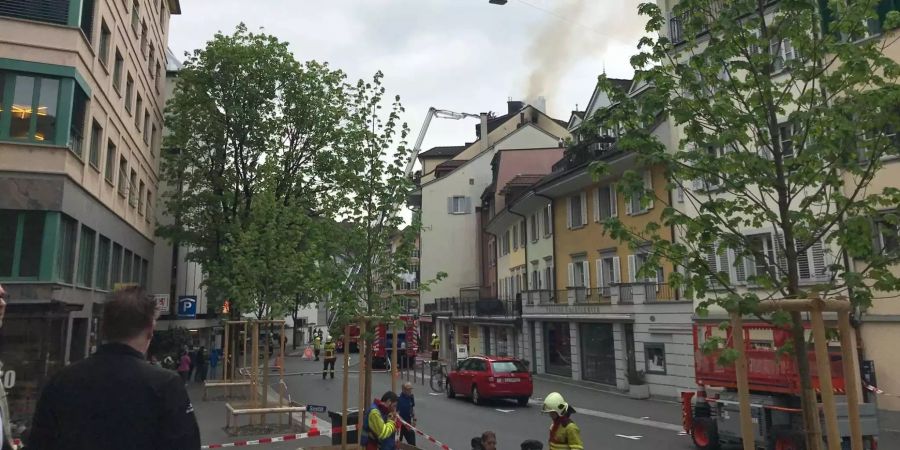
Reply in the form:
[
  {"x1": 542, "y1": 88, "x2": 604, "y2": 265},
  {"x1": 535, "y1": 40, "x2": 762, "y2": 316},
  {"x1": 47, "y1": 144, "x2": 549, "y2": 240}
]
[
  {"x1": 566, "y1": 200, "x2": 573, "y2": 229},
  {"x1": 811, "y1": 240, "x2": 827, "y2": 278},
  {"x1": 580, "y1": 192, "x2": 588, "y2": 225},
  {"x1": 612, "y1": 256, "x2": 621, "y2": 283},
  {"x1": 610, "y1": 185, "x2": 618, "y2": 216},
  {"x1": 582, "y1": 261, "x2": 591, "y2": 288},
  {"x1": 596, "y1": 259, "x2": 604, "y2": 287},
  {"x1": 547, "y1": 204, "x2": 553, "y2": 235},
  {"x1": 593, "y1": 188, "x2": 600, "y2": 222},
  {"x1": 628, "y1": 255, "x2": 637, "y2": 282},
  {"x1": 644, "y1": 170, "x2": 654, "y2": 210},
  {"x1": 567, "y1": 263, "x2": 575, "y2": 287},
  {"x1": 625, "y1": 192, "x2": 633, "y2": 215},
  {"x1": 676, "y1": 186, "x2": 684, "y2": 203},
  {"x1": 784, "y1": 38, "x2": 795, "y2": 61}
]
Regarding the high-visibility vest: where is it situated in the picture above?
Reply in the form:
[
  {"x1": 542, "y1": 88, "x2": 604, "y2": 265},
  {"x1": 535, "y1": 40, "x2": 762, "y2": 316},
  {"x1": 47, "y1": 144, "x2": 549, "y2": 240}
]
[
  {"x1": 324, "y1": 342, "x2": 336, "y2": 359},
  {"x1": 430, "y1": 338, "x2": 440, "y2": 350},
  {"x1": 549, "y1": 418, "x2": 583, "y2": 450}
]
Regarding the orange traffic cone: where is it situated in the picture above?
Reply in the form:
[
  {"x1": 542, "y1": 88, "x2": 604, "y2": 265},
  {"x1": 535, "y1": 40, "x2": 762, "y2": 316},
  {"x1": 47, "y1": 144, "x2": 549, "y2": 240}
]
[{"x1": 309, "y1": 412, "x2": 320, "y2": 436}]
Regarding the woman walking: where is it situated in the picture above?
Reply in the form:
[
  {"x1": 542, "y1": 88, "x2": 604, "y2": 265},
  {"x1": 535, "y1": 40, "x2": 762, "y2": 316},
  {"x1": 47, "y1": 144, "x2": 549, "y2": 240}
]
[{"x1": 177, "y1": 351, "x2": 191, "y2": 385}]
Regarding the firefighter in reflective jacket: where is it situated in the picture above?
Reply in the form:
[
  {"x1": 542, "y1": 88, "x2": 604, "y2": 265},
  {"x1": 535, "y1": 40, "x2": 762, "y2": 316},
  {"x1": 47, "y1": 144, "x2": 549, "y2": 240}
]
[
  {"x1": 322, "y1": 338, "x2": 337, "y2": 379},
  {"x1": 362, "y1": 391, "x2": 400, "y2": 450},
  {"x1": 542, "y1": 392, "x2": 584, "y2": 450},
  {"x1": 430, "y1": 333, "x2": 440, "y2": 361},
  {"x1": 313, "y1": 335, "x2": 322, "y2": 361}
]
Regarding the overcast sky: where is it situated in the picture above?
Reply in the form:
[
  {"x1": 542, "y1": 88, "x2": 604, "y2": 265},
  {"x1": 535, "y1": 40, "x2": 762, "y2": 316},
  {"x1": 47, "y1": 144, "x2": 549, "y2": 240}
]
[{"x1": 167, "y1": 0, "x2": 647, "y2": 157}]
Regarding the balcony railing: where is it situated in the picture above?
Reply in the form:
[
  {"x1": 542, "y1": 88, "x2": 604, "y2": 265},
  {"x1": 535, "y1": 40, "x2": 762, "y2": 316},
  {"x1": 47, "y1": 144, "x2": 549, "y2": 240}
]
[{"x1": 425, "y1": 297, "x2": 521, "y2": 318}]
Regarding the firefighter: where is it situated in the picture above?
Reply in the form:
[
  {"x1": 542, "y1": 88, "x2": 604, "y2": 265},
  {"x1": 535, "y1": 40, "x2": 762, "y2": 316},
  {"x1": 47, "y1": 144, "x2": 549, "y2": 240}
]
[
  {"x1": 323, "y1": 337, "x2": 337, "y2": 379},
  {"x1": 430, "y1": 333, "x2": 440, "y2": 361},
  {"x1": 313, "y1": 334, "x2": 322, "y2": 361},
  {"x1": 361, "y1": 391, "x2": 400, "y2": 450},
  {"x1": 542, "y1": 392, "x2": 583, "y2": 450}
]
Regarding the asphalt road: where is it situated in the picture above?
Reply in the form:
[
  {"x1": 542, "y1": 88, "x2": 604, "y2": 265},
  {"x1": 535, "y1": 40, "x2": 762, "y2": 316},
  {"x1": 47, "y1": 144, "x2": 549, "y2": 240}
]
[{"x1": 274, "y1": 355, "x2": 699, "y2": 450}]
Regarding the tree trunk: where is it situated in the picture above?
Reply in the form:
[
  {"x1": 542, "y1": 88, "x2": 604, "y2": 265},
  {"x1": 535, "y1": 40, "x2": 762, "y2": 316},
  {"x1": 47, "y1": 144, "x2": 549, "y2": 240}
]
[{"x1": 791, "y1": 311, "x2": 823, "y2": 450}]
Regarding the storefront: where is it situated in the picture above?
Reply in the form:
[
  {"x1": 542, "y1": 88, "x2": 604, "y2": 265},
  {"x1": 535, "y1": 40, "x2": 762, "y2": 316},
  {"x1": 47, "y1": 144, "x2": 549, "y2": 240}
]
[
  {"x1": 543, "y1": 321, "x2": 571, "y2": 377},
  {"x1": 580, "y1": 323, "x2": 616, "y2": 385}
]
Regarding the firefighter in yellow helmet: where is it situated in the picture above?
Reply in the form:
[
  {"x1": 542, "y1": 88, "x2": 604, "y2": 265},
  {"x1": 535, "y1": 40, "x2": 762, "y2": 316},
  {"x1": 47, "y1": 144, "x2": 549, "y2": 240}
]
[
  {"x1": 542, "y1": 392, "x2": 583, "y2": 450},
  {"x1": 430, "y1": 333, "x2": 440, "y2": 361}
]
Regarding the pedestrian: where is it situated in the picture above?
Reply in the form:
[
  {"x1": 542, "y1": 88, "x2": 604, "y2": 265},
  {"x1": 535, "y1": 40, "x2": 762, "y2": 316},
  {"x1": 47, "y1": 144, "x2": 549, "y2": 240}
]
[
  {"x1": 27, "y1": 287, "x2": 201, "y2": 450},
  {"x1": 195, "y1": 346, "x2": 208, "y2": 383},
  {"x1": 177, "y1": 350, "x2": 191, "y2": 384},
  {"x1": 361, "y1": 391, "x2": 400, "y2": 450},
  {"x1": 188, "y1": 347, "x2": 197, "y2": 382},
  {"x1": 397, "y1": 383, "x2": 416, "y2": 446},
  {"x1": 541, "y1": 392, "x2": 583, "y2": 450},
  {"x1": 313, "y1": 334, "x2": 322, "y2": 361},
  {"x1": 430, "y1": 333, "x2": 440, "y2": 361},
  {"x1": 209, "y1": 348, "x2": 220, "y2": 380},
  {"x1": 481, "y1": 431, "x2": 497, "y2": 450},
  {"x1": 0, "y1": 284, "x2": 14, "y2": 450},
  {"x1": 322, "y1": 337, "x2": 337, "y2": 379}
]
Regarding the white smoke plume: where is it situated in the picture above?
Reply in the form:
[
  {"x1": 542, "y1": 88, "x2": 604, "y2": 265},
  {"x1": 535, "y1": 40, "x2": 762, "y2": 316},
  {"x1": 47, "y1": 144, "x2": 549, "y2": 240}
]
[{"x1": 524, "y1": 0, "x2": 646, "y2": 109}]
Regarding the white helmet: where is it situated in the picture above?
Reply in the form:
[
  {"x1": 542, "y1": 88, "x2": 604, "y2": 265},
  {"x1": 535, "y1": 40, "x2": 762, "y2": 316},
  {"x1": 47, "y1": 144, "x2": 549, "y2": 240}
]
[
  {"x1": 542, "y1": 392, "x2": 568, "y2": 414},
  {"x1": 432, "y1": 333, "x2": 437, "y2": 338}
]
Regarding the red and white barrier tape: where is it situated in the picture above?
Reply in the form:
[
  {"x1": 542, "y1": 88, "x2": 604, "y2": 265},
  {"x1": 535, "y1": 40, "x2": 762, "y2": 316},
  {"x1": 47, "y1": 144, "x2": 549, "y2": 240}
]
[
  {"x1": 397, "y1": 417, "x2": 453, "y2": 450},
  {"x1": 200, "y1": 424, "x2": 357, "y2": 449}
]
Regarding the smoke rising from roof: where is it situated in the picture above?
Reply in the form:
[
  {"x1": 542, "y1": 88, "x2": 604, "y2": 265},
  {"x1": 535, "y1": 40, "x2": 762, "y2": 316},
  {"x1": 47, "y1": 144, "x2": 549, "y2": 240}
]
[{"x1": 524, "y1": 0, "x2": 645, "y2": 110}]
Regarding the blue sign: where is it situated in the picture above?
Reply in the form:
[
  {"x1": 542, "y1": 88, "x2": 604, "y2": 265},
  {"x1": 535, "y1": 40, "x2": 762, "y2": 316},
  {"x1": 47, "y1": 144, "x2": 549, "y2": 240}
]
[{"x1": 177, "y1": 296, "x2": 197, "y2": 318}]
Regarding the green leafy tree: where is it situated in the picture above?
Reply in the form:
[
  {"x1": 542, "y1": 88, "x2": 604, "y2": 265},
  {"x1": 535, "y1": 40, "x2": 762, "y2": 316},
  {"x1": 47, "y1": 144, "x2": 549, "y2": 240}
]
[
  {"x1": 159, "y1": 24, "x2": 357, "y2": 315},
  {"x1": 589, "y1": 1, "x2": 900, "y2": 447}
]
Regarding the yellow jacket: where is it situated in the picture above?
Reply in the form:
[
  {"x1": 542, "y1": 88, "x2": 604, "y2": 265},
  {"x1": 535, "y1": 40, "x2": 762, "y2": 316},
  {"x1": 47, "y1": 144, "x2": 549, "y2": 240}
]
[
  {"x1": 367, "y1": 405, "x2": 396, "y2": 441},
  {"x1": 430, "y1": 337, "x2": 440, "y2": 350},
  {"x1": 324, "y1": 342, "x2": 336, "y2": 359},
  {"x1": 549, "y1": 418, "x2": 583, "y2": 450}
]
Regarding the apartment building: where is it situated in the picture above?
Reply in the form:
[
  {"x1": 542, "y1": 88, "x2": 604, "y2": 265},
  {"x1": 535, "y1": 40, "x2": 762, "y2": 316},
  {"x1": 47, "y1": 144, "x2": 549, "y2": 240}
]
[{"x1": 0, "y1": 0, "x2": 180, "y2": 435}]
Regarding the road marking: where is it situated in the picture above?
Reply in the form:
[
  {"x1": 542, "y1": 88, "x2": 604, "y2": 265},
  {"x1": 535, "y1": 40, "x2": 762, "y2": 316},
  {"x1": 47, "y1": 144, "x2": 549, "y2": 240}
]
[
  {"x1": 641, "y1": 416, "x2": 650, "y2": 419},
  {"x1": 616, "y1": 434, "x2": 642, "y2": 440},
  {"x1": 428, "y1": 392, "x2": 442, "y2": 396},
  {"x1": 495, "y1": 409, "x2": 514, "y2": 413},
  {"x1": 528, "y1": 400, "x2": 683, "y2": 432},
  {"x1": 678, "y1": 431, "x2": 688, "y2": 436}
]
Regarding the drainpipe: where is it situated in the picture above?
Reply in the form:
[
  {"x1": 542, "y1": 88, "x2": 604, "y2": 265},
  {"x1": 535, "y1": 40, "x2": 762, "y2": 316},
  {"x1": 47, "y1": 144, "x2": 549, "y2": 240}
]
[{"x1": 666, "y1": 188, "x2": 680, "y2": 301}]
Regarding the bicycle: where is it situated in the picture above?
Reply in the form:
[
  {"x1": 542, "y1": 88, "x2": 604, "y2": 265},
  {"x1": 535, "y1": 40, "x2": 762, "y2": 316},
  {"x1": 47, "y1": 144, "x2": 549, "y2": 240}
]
[{"x1": 428, "y1": 360, "x2": 448, "y2": 393}]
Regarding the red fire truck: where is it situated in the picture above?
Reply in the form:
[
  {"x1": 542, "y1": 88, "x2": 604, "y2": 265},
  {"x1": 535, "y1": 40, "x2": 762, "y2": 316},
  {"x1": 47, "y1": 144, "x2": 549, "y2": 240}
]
[
  {"x1": 336, "y1": 315, "x2": 420, "y2": 368},
  {"x1": 682, "y1": 323, "x2": 879, "y2": 449}
]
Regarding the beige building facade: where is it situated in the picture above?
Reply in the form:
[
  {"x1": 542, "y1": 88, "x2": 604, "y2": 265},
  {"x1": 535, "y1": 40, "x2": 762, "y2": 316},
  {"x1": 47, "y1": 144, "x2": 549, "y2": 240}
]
[{"x1": 0, "y1": 0, "x2": 180, "y2": 436}]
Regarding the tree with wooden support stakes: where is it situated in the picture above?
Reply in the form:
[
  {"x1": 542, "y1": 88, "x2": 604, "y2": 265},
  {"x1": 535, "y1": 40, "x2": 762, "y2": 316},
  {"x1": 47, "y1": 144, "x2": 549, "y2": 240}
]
[{"x1": 589, "y1": 1, "x2": 900, "y2": 449}]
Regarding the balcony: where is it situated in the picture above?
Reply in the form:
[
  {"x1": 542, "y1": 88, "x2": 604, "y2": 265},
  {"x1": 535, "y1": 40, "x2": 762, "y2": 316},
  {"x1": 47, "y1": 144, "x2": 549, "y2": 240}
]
[
  {"x1": 425, "y1": 297, "x2": 521, "y2": 319},
  {"x1": 522, "y1": 283, "x2": 678, "y2": 316}
]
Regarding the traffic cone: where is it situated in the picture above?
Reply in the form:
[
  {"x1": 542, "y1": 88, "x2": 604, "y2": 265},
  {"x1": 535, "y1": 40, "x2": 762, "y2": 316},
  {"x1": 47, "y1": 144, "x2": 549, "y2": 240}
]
[{"x1": 309, "y1": 412, "x2": 320, "y2": 436}]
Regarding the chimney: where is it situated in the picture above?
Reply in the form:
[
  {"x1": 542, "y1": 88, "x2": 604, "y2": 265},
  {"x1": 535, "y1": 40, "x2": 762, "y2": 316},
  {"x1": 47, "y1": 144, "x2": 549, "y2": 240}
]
[
  {"x1": 480, "y1": 113, "x2": 490, "y2": 151},
  {"x1": 507, "y1": 100, "x2": 525, "y2": 114}
]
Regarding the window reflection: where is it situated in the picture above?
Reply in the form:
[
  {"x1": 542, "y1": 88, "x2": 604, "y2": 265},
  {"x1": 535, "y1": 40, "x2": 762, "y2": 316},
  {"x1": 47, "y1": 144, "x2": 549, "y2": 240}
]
[
  {"x1": 10, "y1": 76, "x2": 35, "y2": 139},
  {"x1": 35, "y1": 78, "x2": 59, "y2": 142}
]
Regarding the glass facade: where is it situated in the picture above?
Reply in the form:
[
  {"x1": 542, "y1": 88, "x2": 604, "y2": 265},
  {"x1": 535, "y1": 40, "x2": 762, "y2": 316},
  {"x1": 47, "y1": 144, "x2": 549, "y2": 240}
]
[
  {"x1": 580, "y1": 323, "x2": 616, "y2": 385},
  {"x1": 544, "y1": 321, "x2": 571, "y2": 377}
]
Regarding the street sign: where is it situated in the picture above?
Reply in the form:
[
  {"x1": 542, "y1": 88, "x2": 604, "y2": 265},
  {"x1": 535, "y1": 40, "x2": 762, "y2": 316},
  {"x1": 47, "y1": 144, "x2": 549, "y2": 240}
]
[
  {"x1": 305, "y1": 404, "x2": 327, "y2": 413},
  {"x1": 456, "y1": 344, "x2": 468, "y2": 360},
  {"x1": 153, "y1": 294, "x2": 170, "y2": 315},
  {"x1": 177, "y1": 295, "x2": 197, "y2": 318}
]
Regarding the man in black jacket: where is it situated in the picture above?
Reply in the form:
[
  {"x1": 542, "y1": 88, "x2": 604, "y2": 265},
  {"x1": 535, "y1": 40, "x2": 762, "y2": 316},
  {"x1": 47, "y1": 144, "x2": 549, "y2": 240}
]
[{"x1": 27, "y1": 287, "x2": 201, "y2": 450}]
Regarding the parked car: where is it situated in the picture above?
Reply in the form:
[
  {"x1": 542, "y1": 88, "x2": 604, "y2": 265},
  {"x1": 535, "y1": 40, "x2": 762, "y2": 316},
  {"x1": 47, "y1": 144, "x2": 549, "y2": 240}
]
[{"x1": 446, "y1": 356, "x2": 532, "y2": 406}]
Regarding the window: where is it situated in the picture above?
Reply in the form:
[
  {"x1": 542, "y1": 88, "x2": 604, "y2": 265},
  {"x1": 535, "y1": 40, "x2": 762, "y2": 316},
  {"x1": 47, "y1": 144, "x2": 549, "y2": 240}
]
[
  {"x1": 156, "y1": 62, "x2": 163, "y2": 91},
  {"x1": 159, "y1": 0, "x2": 167, "y2": 29},
  {"x1": 69, "y1": 88, "x2": 87, "y2": 157},
  {"x1": 448, "y1": 196, "x2": 470, "y2": 214},
  {"x1": 96, "y1": 235, "x2": 111, "y2": 290},
  {"x1": 80, "y1": 0, "x2": 95, "y2": 38},
  {"x1": 0, "y1": 0, "x2": 70, "y2": 25},
  {"x1": 520, "y1": 220, "x2": 527, "y2": 247},
  {"x1": 77, "y1": 226, "x2": 96, "y2": 287},
  {"x1": 501, "y1": 230, "x2": 510, "y2": 255},
  {"x1": 0, "y1": 211, "x2": 46, "y2": 279},
  {"x1": 138, "y1": 180, "x2": 146, "y2": 214},
  {"x1": 567, "y1": 193, "x2": 586, "y2": 228},
  {"x1": 57, "y1": 215, "x2": 78, "y2": 284},
  {"x1": 542, "y1": 204, "x2": 552, "y2": 237},
  {"x1": 140, "y1": 258, "x2": 148, "y2": 287},
  {"x1": 595, "y1": 185, "x2": 617, "y2": 221},
  {"x1": 150, "y1": 123, "x2": 157, "y2": 152},
  {"x1": 113, "y1": 50, "x2": 124, "y2": 92},
  {"x1": 118, "y1": 156, "x2": 128, "y2": 196},
  {"x1": 770, "y1": 38, "x2": 795, "y2": 72},
  {"x1": 512, "y1": 225, "x2": 519, "y2": 250},
  {"x1": 125, "y1": 74, "x2": 134, "y2": 114},
  {"x1": 2, "y1": 74, "x2": 59, "y2": 143},
  {"x1": 530, "y1": 214, "x2": 538, "y2": 242},
  {"x1": 595, "y1": 255, "x2": 621, "y2": 296},
  {"x1": 876, "y1": 218, "x2": 900, "y2": 255},
  {"x1": 105, "y1": 140, "x2": 117, "y2": 182},
  {"x1": 626, "y1": 171, "x2": 654, "y2": 215},
  {"x1": 629, "y1": 253, "x2": 664, "y2": 285},
  {"x1": 133, "y1": 253, "x2": 141, "y2": 282},
  {"x1": 544, "y1": 266, "x2": 553, "y2": 291},
  {"x1": 140, "y1": 21, "x2": 148, "y2": 56},
  {"x1": 88, "y1": 120, "x2": 103, "y2": 169},
  {"x1": 99, "y1": 21, "x2": 112, "y2": 66},
  {"x1": 149, "y1": 45, "x2": 156, "y2": 78},
  {"x1": 567, "y1": 260, "x2": 590, "y2": 288},
  {"x1": 145, "y1": 191, "x2": 152, "y2": 220},
  {"x1": 129, "y1": 169, "x2": 138, "y2": 206},
  {"x1": 143, "y1": 112, "x2": 150, "y2": 144},
  {"x1": 111, "y1": 243, "x2": 123, "y2": 285},
  {"x1": 779, "y1": 122, "x2": 795, "y2": 158},
  {"x1": 644, "y1": 343, "x2": 667, "y2": 374},
  {"x1": 135, "y1": 94, "x2": 143, "y2": 129},
  {"x1": 123, "y1": 249, "x2": 133, "y2": 283},
  {"x1": 491, "y1": 360, "x2": 527, "y2": 373},
  {"x1": 747, "y1": 233, "x2": 778, "y2": 280},
  {"x1": 131, "y1": 0, "x2": 140, "y2": 33}
]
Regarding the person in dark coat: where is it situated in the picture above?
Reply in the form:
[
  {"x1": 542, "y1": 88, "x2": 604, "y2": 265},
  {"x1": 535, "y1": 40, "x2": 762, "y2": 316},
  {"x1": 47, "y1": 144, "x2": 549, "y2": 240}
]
[
  {"x1": 27, "y1": 287, "x2": 201, "y2": 450},
  {"x1": 194, "y1": 347, "x2": 208, "y2": 383}
]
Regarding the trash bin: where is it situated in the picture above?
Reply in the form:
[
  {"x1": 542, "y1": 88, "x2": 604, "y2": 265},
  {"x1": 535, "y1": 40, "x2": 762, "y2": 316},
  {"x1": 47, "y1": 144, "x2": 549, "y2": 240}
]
[{"x1": 328, "y1": 409, "x2": 359, "y2": 445}]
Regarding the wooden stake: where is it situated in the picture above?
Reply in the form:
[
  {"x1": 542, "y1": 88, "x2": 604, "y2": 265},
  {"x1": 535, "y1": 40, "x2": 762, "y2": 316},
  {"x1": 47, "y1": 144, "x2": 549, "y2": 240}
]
[
  {"x1": 342, "y1": 324, "x2": 351, "y2": 450},
  {"x1": 811, "y1": 301, "x2": 841, "y2": 450},
  {"x1": 838, "y1": 311, "x2": 863, "y2": 450},
  {"x1": 730, "y1": 311, "x2": 755, "y2": 450},
  {"x1": 358, "y1": 319, "x2": 368, "y2": 448},
  {"x1": 223, "y1": 322, "x2": 230, "y2": 382},
  {"x1": 391, "y1": 322, "x2": 399, "y2": 393}
]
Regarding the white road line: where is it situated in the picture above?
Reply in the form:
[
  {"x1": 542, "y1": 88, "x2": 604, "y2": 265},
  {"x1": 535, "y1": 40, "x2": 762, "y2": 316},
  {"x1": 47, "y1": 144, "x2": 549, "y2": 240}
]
[
  {"x1": 616, "y1": 434, "x2": 643, "y2": 440},
  {"x1": 428, "y1": 392, "x2": 442, "y2": 396},
  {"x1": 495, "y1": 409, "x2": 514, "y2": 413},
  {"x1": 528, "y1": 400, "x2": 683, "y2": 432}
]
